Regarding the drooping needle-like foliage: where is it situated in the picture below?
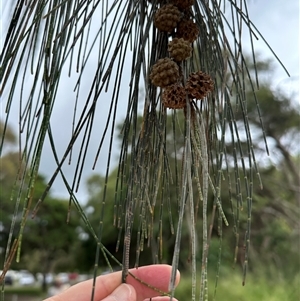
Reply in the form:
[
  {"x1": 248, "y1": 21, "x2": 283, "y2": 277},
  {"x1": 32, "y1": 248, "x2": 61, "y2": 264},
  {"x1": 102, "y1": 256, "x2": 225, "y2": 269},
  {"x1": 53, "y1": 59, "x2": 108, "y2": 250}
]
[{"x1": 0, "y1": 1, "x2": 289, "y2": 300}]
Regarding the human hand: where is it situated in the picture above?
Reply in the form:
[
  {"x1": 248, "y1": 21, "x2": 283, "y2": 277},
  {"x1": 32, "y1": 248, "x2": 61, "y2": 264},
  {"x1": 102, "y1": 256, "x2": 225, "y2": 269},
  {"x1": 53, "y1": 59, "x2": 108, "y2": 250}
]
[{"x1": 44, "y1": 264, "x2": 180, "y2": 301}]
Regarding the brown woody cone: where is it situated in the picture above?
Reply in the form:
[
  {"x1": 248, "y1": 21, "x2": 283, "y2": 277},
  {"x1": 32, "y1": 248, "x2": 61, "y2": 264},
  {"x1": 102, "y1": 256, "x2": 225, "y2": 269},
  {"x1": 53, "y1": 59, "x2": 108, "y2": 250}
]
[
  {"x1": 186, "y1": 71, "x2": 214, "y2": 99},
  {"x1": 176, "y1": 18, "x2": 199, "y2": 42},
  {"x1": 162, "y1": 83, "x2": 187, "y2": 109},
  {"x1": 168, "y1": 38, "x2": 192, "y2": 61},
  {"x1": 150, "y1": 58, "x2": 180, "y2": 88},
  {"x1": 154, "y1": 4, "x2": 182, "y2": 33},
  {"x1": 170, "y1": 0, "x2": 194, "y2": 11}
]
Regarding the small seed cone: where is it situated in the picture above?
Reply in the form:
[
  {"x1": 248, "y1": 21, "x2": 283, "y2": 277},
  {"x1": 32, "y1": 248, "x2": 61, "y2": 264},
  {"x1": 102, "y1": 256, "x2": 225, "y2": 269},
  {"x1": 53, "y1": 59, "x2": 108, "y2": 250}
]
[
  {"x1": 150, "y1": 58, "x2": 180, "y2": 88},
  {"x1": 176, "y1": 18, "x2": 199, "y2": 42},
  {"x1": 154, "y1": 4, "x2": 182, "y2": 33},
  {"x1": 186, "y1": 71, "x2": 214, "y2": 100},
  {"x1": 162, "y1": 83, "x2": 187, "y2": 109},
  {"x1": 168, "y1": 38, "x2": 192, "y2": 61},
  {"x1": 170, "y1": 0, "x2": 194, "y2": 11}
]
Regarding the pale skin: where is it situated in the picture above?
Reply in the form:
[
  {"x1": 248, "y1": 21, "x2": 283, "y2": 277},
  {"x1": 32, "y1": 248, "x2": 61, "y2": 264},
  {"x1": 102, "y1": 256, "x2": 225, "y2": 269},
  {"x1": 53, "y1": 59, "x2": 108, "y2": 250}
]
[{"x1": 44, "y1": 264, "x2": 180, "y2": 301}]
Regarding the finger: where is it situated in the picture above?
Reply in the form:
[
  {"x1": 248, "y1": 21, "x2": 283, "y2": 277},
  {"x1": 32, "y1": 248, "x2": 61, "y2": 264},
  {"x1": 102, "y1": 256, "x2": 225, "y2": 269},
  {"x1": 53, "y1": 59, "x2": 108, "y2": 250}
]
[
  {"x1": 44, "y1": 283, "x2": 135, "y2": 301},
  {"x1": 43, "y1": 264, "x2": 180, "y2": 301},
  {"x1": 126, "y1": 265, "x2": 180, "y2": 301},
  {"x1": 146, "y1": 297, "x2": 179, "y2": 301},
  {"x1": 101, "y1": 284, "x2": 136, "y2": 301},
  {"x1": 43, "y1": 270, "x2": 123, "y2": 301}
]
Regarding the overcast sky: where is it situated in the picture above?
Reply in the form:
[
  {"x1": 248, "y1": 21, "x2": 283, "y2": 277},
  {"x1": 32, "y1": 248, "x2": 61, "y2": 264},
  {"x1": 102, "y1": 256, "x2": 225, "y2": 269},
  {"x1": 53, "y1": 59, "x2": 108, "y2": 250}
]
[
  {"x1": 1, "y1": 1, "x2": 299, "y2": 203},
  {"x1": 245, "y1": 0, "x2": 299, "y2": 96}
]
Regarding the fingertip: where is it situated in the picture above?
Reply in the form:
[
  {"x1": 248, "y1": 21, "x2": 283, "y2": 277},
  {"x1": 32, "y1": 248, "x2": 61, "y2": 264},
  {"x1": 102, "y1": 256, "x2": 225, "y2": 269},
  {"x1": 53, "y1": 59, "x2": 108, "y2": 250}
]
[
  {"x1": 145, "y1": 297, "x2": 179, "y2": 301},
  {"x1": 167, "y1": 268, "x2": 181, "y2": 292},
  {"x1": 175, "y1": 269, "x2": 181, "y2": 286},
  {"x1": 126, "y1": 264, "x2": 181, "y2": 301},
  {"x1": 104, "y1": 283, "x2": 136, "y2": 301}
]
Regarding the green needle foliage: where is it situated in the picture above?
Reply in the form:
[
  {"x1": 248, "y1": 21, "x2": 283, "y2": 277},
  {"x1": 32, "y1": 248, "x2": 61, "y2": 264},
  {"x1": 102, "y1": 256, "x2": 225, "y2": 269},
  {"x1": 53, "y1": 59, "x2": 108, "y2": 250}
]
[{"x1": 0, "y1": 1, "x2": 289, "y2": 300}]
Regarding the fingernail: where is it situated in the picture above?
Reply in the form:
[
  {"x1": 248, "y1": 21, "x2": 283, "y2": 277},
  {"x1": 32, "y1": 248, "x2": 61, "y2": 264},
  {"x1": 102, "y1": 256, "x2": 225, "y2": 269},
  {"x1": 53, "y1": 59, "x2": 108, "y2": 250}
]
[
  {"x1": 168, "y1": 270, "x2": 181, "y2": 291},
  {"x1": 111, "y1": 284, "x2": 135, "y2": 301}
]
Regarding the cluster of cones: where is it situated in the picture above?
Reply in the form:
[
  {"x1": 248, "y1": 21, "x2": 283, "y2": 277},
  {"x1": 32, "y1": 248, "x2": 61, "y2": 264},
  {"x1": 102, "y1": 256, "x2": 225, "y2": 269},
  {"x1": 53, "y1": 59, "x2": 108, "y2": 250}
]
[{"x1": 149, "y1": 0, "x2": 214, "y2": 109}]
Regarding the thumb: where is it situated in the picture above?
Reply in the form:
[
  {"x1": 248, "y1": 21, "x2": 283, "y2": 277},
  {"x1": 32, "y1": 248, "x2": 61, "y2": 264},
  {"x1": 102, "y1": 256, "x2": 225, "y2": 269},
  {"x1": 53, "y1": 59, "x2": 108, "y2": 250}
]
[{"x1": 101, "y1": 283, "x2": 136, "y2": 301}]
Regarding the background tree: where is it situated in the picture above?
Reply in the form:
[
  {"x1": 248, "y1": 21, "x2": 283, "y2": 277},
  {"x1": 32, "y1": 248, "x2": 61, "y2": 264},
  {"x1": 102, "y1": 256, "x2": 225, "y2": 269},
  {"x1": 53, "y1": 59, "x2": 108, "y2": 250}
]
[
  {"x1": 22, "y1": 194, "x2": 81, "y2": 290},
  {"x1": 0, "y1": 122, "x2": 23, "y2": 264},
  {"x1": 81, "y1": 57, "x2": 299, "y2": 280},
  {"x1": 0, "y1": 121, "x2": 81, "y2": 291},
  {"x1": 236, "y1": 61, "x2": 300, "y2": 278}
]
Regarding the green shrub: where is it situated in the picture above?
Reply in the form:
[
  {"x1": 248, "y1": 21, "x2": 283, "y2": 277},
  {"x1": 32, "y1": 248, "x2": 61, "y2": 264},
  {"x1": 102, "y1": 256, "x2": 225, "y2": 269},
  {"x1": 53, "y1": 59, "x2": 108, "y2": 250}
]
[{"x1": 175, "y1": 271, "x2": 300, "y2": 301}]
